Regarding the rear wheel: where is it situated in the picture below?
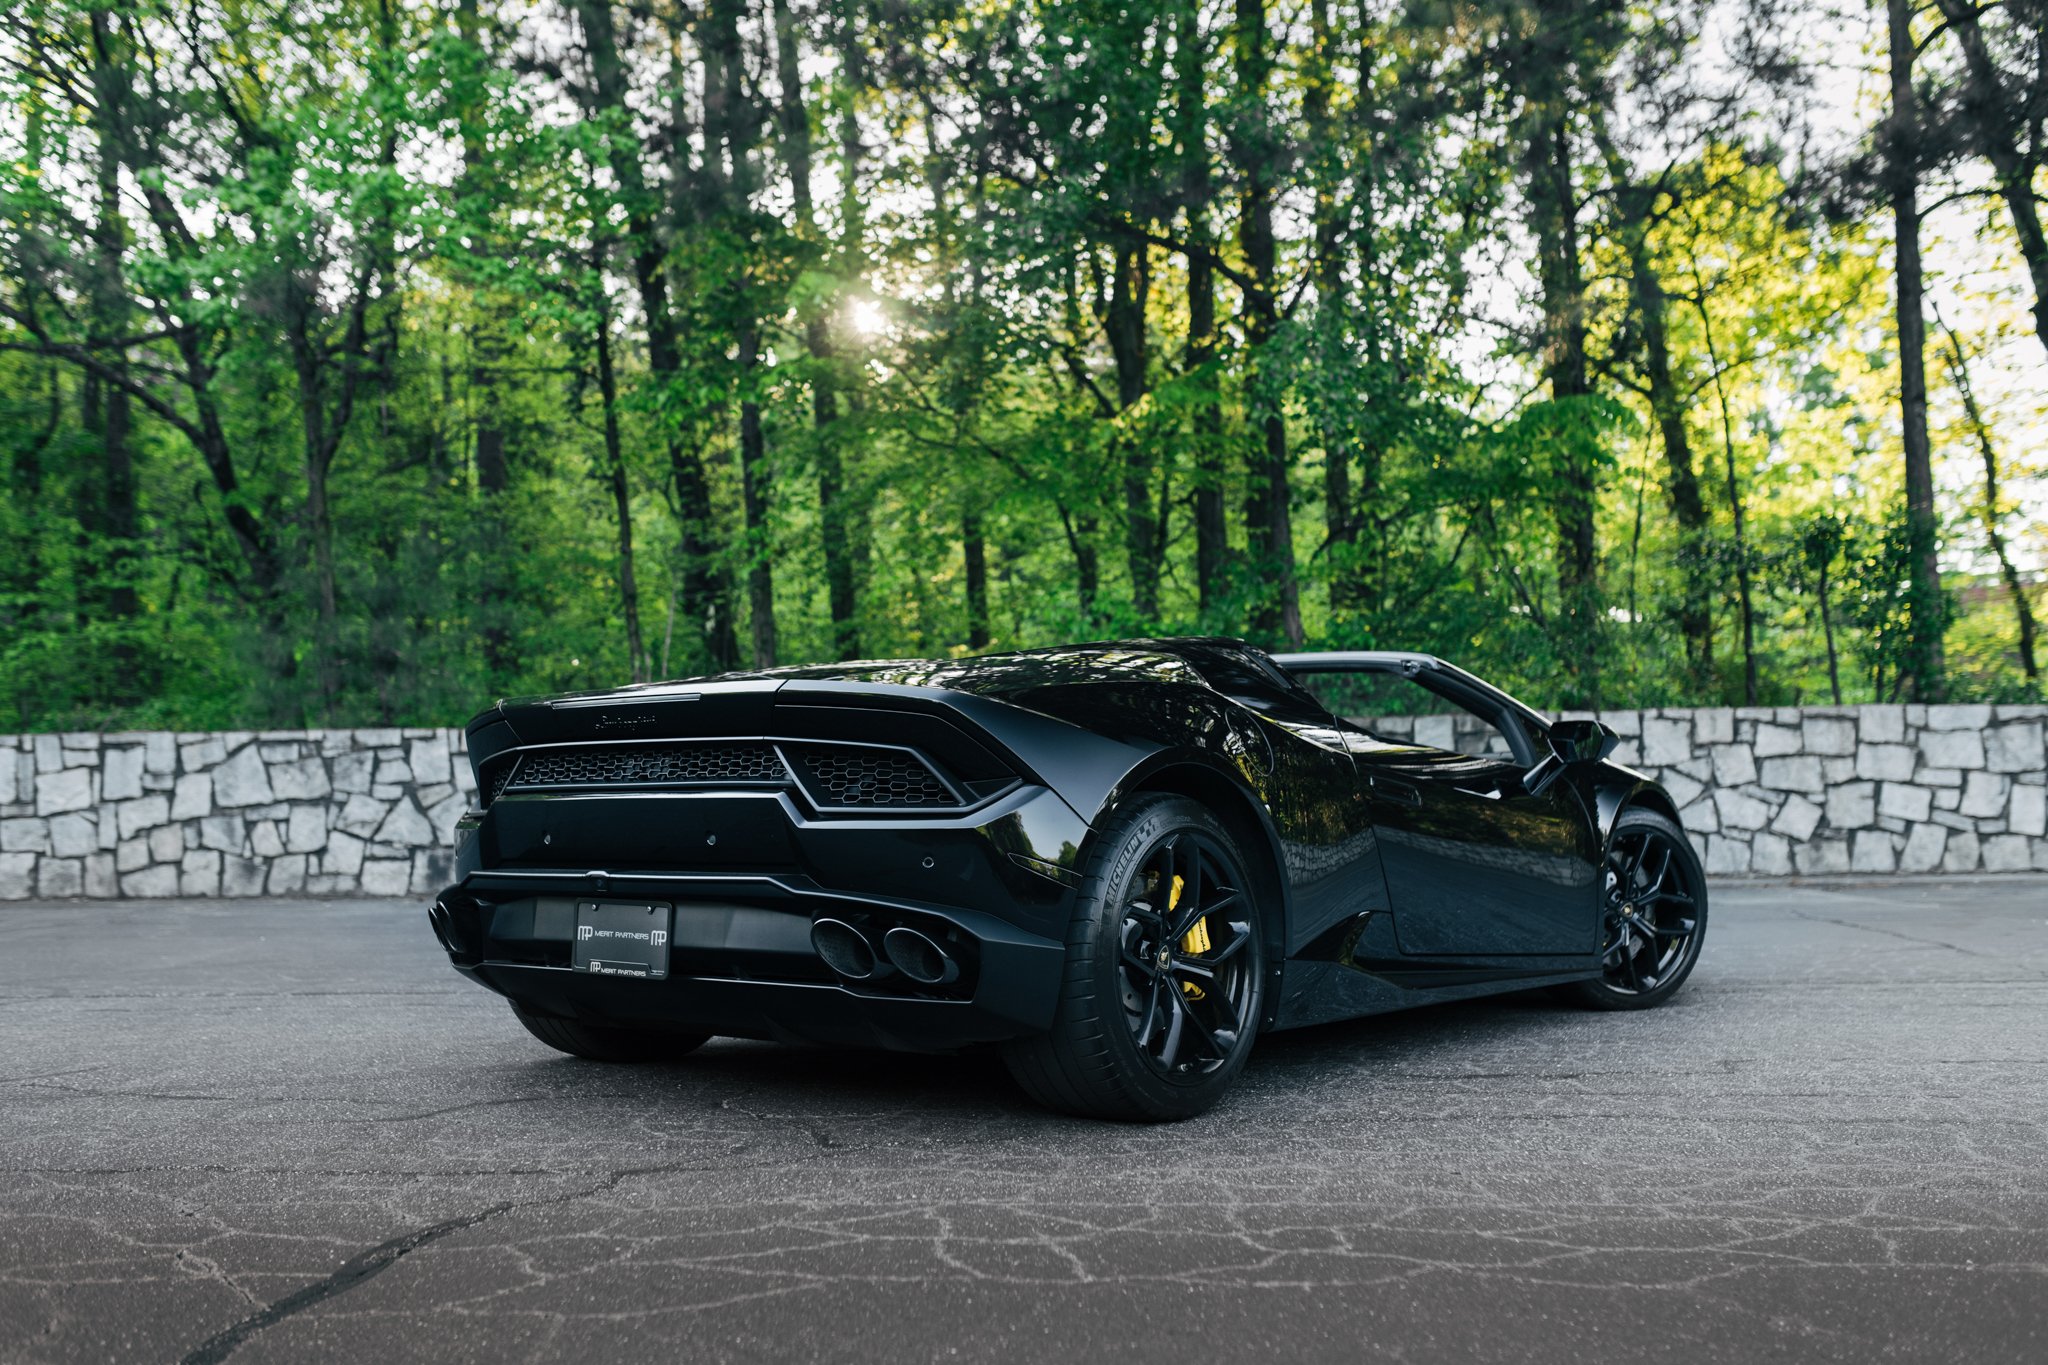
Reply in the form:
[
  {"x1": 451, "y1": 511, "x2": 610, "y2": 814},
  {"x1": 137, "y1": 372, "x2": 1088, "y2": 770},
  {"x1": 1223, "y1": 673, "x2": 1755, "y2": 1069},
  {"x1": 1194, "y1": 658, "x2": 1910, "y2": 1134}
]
[
  {"x1": 1005, "y1": 794, "x2": 1265, "y2": 1121},
  {"x1": 1567, "y1": 807, "x2": 1708, "y2": 1010},
  {"x1": 511, "y1": 1003, "x2": 711, "y2": 1062}
]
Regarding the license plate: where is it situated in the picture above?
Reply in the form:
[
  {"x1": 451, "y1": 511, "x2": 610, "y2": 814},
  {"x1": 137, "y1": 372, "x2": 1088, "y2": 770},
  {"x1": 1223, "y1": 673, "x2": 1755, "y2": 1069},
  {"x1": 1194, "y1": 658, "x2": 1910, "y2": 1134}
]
[{"x1": 572, "y1": 901, "x2": 672, "y2": 979}]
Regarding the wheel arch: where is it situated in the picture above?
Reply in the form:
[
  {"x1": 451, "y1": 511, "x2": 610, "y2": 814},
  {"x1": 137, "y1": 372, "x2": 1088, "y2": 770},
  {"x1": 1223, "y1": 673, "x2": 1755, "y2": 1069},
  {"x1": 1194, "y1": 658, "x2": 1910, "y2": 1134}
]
[
  {"x1": 1113, "y1": 756, "x2": 1292, "y2": 1030},
  {"x1": 1592, "y1": 773, "x2": 1686, "y2": 848}
]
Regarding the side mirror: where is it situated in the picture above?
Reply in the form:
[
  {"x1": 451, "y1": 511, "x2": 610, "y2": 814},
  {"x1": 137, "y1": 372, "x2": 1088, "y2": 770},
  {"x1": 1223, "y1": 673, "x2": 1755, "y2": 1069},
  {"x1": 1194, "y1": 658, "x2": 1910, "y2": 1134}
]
[
  {"x1": 1523, "y1": 719, "x2": 1619, "y2": 796},
  {"x1": 1549, "y1": 718, "x2": 1620, "y2": 766}
]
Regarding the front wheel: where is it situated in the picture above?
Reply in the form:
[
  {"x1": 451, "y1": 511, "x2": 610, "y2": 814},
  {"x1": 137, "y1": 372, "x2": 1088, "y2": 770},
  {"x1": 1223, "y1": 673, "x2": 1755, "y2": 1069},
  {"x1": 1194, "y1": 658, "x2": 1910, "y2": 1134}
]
[
  {"x1": 1566, "y1": 807, "x2": 1708, "y2": 1010},
  {"x1": 511, "y1": 1003, "x2": 711, "y2": 1062},
  {"x1": 1004, "y1": 794, "x2": 1266, "y2": 1121}
]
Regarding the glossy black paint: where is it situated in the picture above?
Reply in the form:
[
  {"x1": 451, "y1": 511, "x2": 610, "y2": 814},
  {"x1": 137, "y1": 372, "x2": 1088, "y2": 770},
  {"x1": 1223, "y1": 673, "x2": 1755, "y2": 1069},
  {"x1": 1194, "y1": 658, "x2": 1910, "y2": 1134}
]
[{"x1": 434, "y1": 638, "x2": 1688, "y2": 1050}]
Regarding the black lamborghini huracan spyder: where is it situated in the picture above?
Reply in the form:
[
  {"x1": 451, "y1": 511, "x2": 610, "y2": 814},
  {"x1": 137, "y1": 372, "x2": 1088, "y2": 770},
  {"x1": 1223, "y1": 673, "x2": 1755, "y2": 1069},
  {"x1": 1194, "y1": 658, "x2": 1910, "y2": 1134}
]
[{"x1": 430, "y1": 638, "x2": 1706, "y2": 1120}]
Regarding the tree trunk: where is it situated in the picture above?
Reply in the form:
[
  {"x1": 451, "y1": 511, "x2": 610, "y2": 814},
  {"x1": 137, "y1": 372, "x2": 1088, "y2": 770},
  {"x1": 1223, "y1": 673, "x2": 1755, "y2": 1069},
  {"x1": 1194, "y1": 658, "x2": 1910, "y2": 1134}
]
[
  {"x1": 1940, "y1": 320, "x2": 2039, "y2": 678},
  {"x1": 1932, "y1": 0, "x2": 2048, "y2": 360},
  {"x1": 1231, "y1": 0, "x2": 1303, "y2": 647},
  {"x1": 290, "y1": 303, "x2": 343, "y2": 721},
  {"x1": 1818, "y1": 559, "x2": 1843, "y2": 704},
  {"x1": 1063, "y1": 510, "x2": 1101, "y2": 624},
  {"x1": 457, "y1": 0, "x2": 514, "y2": 681},
  {"x1": 834, "y1": 10, "x2": 873, "y2": 627},
  {"x1": 1623, "y1": 220, "x2": 1715, "y2": 690},
  {"x1": 1888, "y1": 0, "x2": 1946, "y2": 701},
  {"x1": 1306, "y1": 0, "x2": 1360, "y2": 623},
  {"x1": 1712, "y1": 375, "x2": 1760, "y2": 706},
  {"x1": 87, "y1": 8, "x2": 137, "y2": 660},
  {"x1": 1526, "y1": 101, "x2": 1599, "y2": 704},
  {"x1": 578, "y1": 0, "x2": 737, "y2": 672},
  {"x1": 964, "y1": 510, "x2": 991, "y2": 650},
  {"x1": 773, "y1": 0, "x2": 859, "y2": 659},
  {"x1": 457, "y1": 0, "x2": 506, "y2": 494},
  {"x1": 12, "y1": 32, "x2": 281, "y2": 602},
  {"x1": 739, "y1": 332, "x2": 776, "y2": 670},
  {"x1": 1108, "y1": 241, "x2": 1157, "y2": 619},
  {"x1": 705, "y1": 0, "x2": 774, "y2": 669},
  {"x1": 594, "y1": 283, "x2": 647, "y2": 682},
  {"x1": 1177, "y1": 0, "x2": 1227, "y2": 623}
]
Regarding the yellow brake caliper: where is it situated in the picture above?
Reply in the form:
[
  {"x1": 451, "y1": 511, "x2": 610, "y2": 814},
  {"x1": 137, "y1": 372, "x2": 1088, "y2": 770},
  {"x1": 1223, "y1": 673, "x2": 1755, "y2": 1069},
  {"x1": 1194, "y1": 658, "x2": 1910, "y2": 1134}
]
[{"x1": 1171, "y1": 875, "x2": 1209, "y2": 1000}]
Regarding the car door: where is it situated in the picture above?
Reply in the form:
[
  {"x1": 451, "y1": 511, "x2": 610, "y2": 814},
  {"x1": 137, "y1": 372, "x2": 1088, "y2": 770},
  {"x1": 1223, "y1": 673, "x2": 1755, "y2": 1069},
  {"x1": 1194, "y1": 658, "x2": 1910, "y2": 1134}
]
[{"x1": 1278, "y1": 656, "x2": 1600, "y2": 958}]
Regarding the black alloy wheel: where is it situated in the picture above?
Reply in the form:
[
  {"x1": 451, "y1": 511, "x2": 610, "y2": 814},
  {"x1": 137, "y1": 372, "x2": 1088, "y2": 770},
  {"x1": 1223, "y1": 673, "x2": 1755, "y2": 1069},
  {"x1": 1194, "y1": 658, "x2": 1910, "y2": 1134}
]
[
  {"x1": 1116, "y1": 831, "x2": 1258, "y2": 1079},
  {"x1": 1005, "y1": 794, "x2": 1266, "y2": 1121},
  {"x1": 1569, "y1": 807, "x2": 1708, "y2": 1010}
]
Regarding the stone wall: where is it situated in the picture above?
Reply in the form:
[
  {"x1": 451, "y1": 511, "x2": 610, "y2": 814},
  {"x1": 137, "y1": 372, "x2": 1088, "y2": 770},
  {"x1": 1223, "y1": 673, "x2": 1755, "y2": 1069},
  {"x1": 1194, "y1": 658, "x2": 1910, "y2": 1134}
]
[
  {"x1": 3, "y1": 704, "x2": 2045, "y2": 899},
  {"x1": 0, "y1": 729, "x2": 473, "y2": 900},
  {"x1": 1367, "y1": 703, "x2": 2048, "y2": 876}
]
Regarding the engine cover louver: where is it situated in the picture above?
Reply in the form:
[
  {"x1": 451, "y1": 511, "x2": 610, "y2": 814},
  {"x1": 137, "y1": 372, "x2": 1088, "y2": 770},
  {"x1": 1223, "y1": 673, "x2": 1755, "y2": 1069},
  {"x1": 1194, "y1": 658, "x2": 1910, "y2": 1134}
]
[{"x1": 506, "y1": 741, "x2": 789, "y2": 791}]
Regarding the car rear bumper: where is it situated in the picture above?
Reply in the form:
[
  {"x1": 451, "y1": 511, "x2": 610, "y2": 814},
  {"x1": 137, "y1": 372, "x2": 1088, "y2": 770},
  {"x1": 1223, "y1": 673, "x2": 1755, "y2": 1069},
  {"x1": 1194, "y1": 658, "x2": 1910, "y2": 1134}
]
[{"x1": 431, "y1": 784, "x2": 1089, "y2": 1050}]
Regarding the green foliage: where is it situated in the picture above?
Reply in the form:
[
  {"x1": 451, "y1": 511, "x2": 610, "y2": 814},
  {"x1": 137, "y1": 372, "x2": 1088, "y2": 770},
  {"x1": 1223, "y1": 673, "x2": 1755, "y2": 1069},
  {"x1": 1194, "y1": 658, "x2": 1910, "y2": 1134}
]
[{"x1": 0, "y1": 0, "x2": 2040, "y2": 731}]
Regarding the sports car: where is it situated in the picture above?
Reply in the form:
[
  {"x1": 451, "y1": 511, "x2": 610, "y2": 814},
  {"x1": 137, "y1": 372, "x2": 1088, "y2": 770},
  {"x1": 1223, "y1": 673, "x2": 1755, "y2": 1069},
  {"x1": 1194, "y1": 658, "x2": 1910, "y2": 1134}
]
[{"x1": 430, "y1": 638, "x2": 1706, "y2": 1120}]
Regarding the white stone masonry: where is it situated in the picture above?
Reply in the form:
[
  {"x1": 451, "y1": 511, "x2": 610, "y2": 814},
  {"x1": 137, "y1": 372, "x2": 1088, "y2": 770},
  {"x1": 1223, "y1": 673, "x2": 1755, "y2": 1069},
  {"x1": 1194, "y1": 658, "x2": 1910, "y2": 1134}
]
[
  {"x1": 2, "y1": 703, "x2": 2043, "y2": 898},
  {"x1": 0, "y1": 729, "x2": 473, "y2": 900}
]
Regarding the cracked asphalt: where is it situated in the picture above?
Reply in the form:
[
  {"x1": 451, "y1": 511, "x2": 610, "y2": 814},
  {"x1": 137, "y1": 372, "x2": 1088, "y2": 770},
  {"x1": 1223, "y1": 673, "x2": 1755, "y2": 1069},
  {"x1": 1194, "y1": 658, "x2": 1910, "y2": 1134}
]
[{"x1": 3, "y1": 877, "x2": 2046, "y2": 1364}]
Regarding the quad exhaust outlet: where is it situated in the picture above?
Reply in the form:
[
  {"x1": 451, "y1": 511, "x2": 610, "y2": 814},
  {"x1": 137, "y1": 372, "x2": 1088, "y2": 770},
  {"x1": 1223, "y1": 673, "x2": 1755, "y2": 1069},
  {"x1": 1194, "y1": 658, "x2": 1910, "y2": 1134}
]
[
  {"x1": 882, "y1": 927, "x2": 961, "y2": 985},
  {"x1": 811, "y1": 918, "x2": 962, "y2": 989},
  {"x1": 810, "y1": 918, "x2": 879, "y2": 980}
]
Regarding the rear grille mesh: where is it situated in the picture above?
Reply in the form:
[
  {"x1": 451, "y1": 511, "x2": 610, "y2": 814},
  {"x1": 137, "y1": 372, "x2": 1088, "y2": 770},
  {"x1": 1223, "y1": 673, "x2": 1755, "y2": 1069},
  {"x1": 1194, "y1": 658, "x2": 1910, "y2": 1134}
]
[
  {"x1": 489, "y1": 738, "x2": 976, "y2": 810},
  {"x1": 791, "y1": 744, "x2": 954, "y2": 807},
  {"x1": 507, "y1": 741, "x2": 788, "y2": 790}
]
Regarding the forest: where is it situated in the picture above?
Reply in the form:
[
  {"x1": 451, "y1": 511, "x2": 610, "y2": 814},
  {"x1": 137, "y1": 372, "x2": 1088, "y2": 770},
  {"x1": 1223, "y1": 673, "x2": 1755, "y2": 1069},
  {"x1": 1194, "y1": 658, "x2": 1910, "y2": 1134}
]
[{"x1": 1, "y1": 0, "x2": 2044, "y2": 731}]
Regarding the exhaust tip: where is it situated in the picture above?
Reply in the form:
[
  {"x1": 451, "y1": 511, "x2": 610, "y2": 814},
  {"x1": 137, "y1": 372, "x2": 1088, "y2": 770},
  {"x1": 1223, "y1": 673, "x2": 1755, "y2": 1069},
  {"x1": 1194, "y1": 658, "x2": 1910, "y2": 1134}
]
[
  {"x1": 883, "y1": 926, "x2": 959, "y2": 985},
  {"x1": 811, "y1": 918, "x2": 878, "y2": 980}
]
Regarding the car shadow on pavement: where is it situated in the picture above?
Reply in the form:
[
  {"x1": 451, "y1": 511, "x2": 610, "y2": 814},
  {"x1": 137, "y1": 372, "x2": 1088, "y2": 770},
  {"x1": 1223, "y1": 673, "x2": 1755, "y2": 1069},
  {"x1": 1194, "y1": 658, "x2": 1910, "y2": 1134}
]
[{"x1": 497, "y1": 988, "x2": 1579, "y2": 1123}]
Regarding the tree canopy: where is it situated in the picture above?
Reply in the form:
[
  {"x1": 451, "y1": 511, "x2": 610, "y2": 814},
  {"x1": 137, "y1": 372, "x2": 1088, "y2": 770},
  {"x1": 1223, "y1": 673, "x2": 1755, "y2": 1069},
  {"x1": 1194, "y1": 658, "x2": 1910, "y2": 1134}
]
[{"x1": 2, "y1": 0, "x2": 2043, "y2": 730}]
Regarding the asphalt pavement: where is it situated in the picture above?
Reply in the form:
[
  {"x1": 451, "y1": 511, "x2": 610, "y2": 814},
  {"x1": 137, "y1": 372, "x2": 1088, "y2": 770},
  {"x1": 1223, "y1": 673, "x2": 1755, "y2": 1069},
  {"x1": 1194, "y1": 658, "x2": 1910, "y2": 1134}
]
[{"x1": 4, "y1": 877, "x2": 2046, "y2": 1364}]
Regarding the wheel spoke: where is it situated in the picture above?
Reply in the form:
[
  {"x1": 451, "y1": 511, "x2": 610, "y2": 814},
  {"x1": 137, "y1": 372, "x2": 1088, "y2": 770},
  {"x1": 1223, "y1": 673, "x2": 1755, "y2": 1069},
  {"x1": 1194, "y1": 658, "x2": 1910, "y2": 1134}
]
[
  {"x1": 1642, "y1": 918, "x2": 1695, "y2": 939},
  {"x1": 1647, "y1": 843, "x2": 1674, "y2": 897},
  {"x1": 1208, "y1": 922, "x2": 1252, "y2": 965},
  {"x1": 1159, "y1": 988, "x2": 1188, "y2": 1069},
  {"x1": 1157, "y1": 836, "x2": 1182, "y2": 906},
  {"x1": 1623, "y1": 834, "x2": 1649, "y2": 886},
  {"x1": 1205, "y1": 984, "x2": 1241, "y2": 1036},
  {"x1": 1187, "y1": 1012, "x2": 1233, "y2": 1061},
  {"x1": 1134, "y1": 975, "x2": 1165, "y2": 1049}
]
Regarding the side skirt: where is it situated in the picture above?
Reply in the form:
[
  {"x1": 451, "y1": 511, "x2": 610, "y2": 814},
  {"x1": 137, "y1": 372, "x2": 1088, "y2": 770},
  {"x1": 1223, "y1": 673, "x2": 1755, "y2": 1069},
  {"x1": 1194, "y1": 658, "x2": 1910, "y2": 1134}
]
[
  {"x1": 1271, "y1": 959, "x2": 1600, "y2": 1031},
  {"x1": 1270, "y1": 909, "x2": 1602, "y2": 1031}
]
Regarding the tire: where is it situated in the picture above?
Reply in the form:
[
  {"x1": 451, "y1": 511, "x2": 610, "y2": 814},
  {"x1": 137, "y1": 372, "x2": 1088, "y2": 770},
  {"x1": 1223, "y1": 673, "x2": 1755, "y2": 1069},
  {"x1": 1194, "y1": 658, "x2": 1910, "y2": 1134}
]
[
  {"x1": 511, "y1": 1003, "x2": 711, "y2": 1062},
  {"x1": 1004, "y1": 794, "x2": 1266, "y2": 1122},
  {"x1": 1566, "y1": 806, "x2": 1709, "y2": 1011}
]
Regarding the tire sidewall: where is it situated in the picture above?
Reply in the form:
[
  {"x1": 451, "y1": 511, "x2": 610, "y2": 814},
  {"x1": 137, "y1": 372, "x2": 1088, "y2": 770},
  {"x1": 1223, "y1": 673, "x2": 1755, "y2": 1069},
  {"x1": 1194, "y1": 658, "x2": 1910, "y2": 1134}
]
[{"x1": 1074, "y1": 795, "x2": 1265, "y2": 1116}]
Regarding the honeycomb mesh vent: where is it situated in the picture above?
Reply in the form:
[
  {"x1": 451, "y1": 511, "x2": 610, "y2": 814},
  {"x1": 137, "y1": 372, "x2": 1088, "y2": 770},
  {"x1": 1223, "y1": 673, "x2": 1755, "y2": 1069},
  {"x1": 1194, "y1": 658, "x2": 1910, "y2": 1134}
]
[
  {"x1": 507, "y1": 742, "x2": 787, "y2": 790},
  {"x1": 794, "y1": 745, "x2": 954, "y2": 807}
]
